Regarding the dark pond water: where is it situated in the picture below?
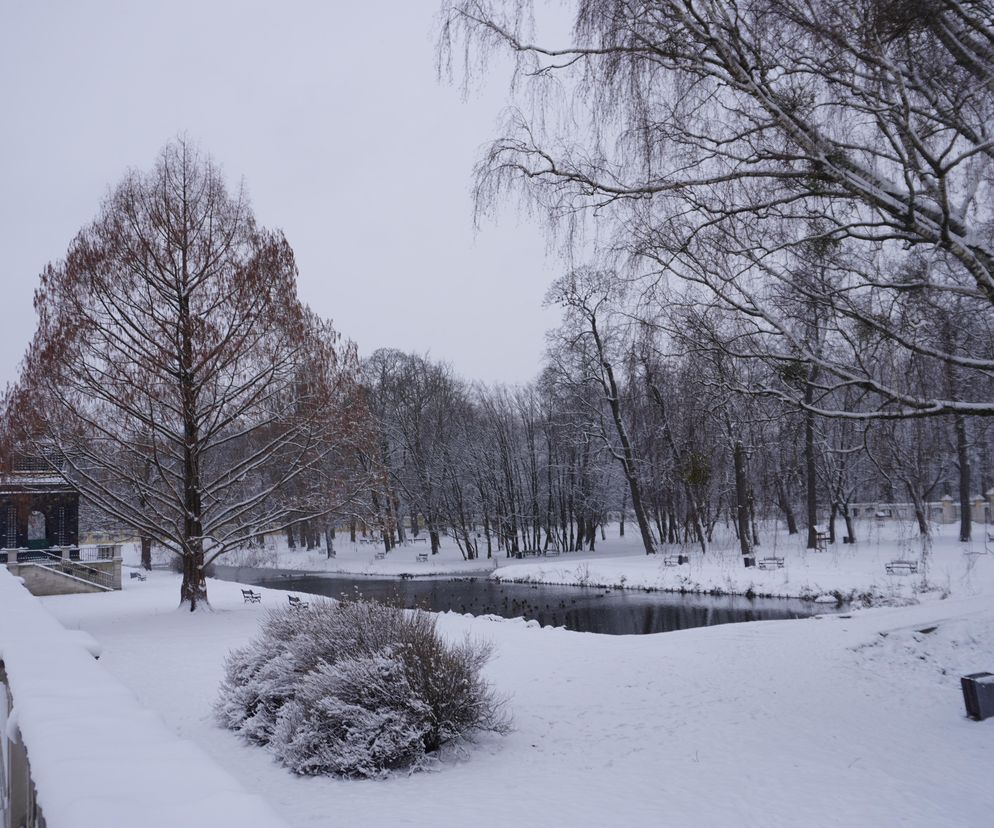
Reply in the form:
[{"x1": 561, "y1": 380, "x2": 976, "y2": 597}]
[{"x1": 214, "y1": 566, "x2": 836, "y2": 636}]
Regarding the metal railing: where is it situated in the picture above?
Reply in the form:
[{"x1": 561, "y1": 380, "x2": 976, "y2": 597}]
[
  {"x1": 79, "y1": 544, "x2": 119, "y2": 562},
  {"x1": 1, "y1": 544, "x2": 120, "y2": 563},
  {"x1": 29, "y1": 551, "x2": 116, "y2": 591}
]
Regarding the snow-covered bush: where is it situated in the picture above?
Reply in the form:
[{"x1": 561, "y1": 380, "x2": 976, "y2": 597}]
[{"x1": 216, "y1": 598, "x2": 507, "y2": 777}]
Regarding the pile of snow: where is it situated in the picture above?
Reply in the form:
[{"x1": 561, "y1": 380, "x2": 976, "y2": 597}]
[{"x1": 0, "y1": 568, "x2": 286, "y2": 828}]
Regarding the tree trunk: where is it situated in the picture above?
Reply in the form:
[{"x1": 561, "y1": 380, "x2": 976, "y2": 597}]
[
  {"x1": 591, "y1": 323, "x2": 655, "y2": 554},
  {"x1": 140, "y1": 535, "x2": 152, "y2": 571},
  {"x1": 749, "y1": 492, "x2": 760, "y2": 548},
  {"x1": 843, "y1": 508, "x2": 856, "y2": 543},
  {"x1": 733, "y1": 440, "x2": 752, "y2": 561},
  {"x1": 179, "y1": 270, "x2": 207, "y2": 611},
  {"x1": 179, "y1": 547, "x2": 207, "y2": 611},
  {"x1": 954, "y1": 413, "x2": 972, "y2": 542},
  {"x1": 777, "y1": 477, "x2": 798, "y2": 535},
  {"x1": 654, "y1": 505, "x2": 666, "y2": 546},
  {"x1": 804, "y1": 395, "x2": 819, "y2": 550}
]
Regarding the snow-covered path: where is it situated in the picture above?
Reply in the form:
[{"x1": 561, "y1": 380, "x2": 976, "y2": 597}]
[{"x1": 42, "y1": 575, "x2": 993, "y2": 827}]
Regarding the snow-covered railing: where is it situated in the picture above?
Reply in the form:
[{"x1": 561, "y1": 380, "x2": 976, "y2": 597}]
[
  {"x1": 30, "y1": 551, "x2": 116, "y2": 591},
  {"x1": 0, "y1": 567, "x2": 287, "y2": 828}
]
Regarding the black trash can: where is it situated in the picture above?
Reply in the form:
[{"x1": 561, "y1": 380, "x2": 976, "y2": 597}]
[{"x1": 960, "y1": 672, "x2": 994, "y2": 721}]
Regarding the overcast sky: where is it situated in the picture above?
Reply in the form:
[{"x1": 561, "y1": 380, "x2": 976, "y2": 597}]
[{"x1": 0, "y1": 1, "x2": 565, "y2": 389}]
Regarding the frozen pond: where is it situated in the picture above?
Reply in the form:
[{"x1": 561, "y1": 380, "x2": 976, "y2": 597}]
[{"x1": 214, "y1": 566, "x2": 837, "y2": 635}]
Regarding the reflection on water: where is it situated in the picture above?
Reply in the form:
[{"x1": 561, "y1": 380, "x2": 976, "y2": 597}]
[{"x1": 215, "y1": 566, "x2": 835, "y2": 636}]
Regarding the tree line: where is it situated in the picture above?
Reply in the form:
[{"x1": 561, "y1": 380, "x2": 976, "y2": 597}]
[{"x1": 6, "y1": 0, "x2": 994, "y2": 607}]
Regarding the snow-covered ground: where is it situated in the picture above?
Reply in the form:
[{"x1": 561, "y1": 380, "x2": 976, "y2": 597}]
[
  {"x1": 188, "y1": 519, "x2": 994, "y2": 605},
  {"x1": 41, "y1": 568, "x2": 994, "y2": 827},
  {"x1": 0, "y1": 568, "x2": 285, "y2": 828}
]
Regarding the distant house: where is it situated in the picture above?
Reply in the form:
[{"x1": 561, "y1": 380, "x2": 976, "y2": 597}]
[
  {"x1": 0, "y1": 452, "x2": 79, "y2": 555},
  {"x1": 0, "y1": 451, "x2": 120, "y2": 594}
]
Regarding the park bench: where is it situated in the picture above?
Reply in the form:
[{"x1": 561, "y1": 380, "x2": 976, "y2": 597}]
[
  {"x1": 885, "y1": 560, "x2": 918, "y2": 575},
  {"x1": 544, "y1": 548, "x2": 561, "y2": 557},
  {"x1": 664, "y1": 554, "x2": 689, "y2": 566},
  {"x1": 757, "y1": 557, "x2": 785, "y2": 570},
  {"x1": 288, "y1": 594, "x2": 309, "y2": 610},
  {"x1": 374, "y1": 551, "x2": 386, "y2": 560},
  {"x1": 411, "y1": 537, "x2": 428, "y2": 545},
  {"x1": 130, "y1": 571, "x2": 147, "y2": 581},
  {"x1": 814, "y1": 524, "x2": 830, "y2": 552},
  {"x1": 241, "y1": 589, "x2": 261, "y2": 603},
  {"x1": 517, "y1": 549, "x2": 539, "y2": 558},
  {"x1": 416, "y1": 552, "x2": 428, "y2": 563}
]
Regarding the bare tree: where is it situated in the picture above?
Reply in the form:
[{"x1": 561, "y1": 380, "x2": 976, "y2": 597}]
[
  {"x1": 441, "y1": 0, "x2": 994, "y2": 418},
  {"x1": 547, "y1": 269, "x2": 657, "y2": 553},
  {"x1": 8, "y1": 140, "x2": 362, "y2": 610}
]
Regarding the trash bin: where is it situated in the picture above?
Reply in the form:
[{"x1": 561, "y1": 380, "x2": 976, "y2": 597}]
[{"x1": 960, "y1": 672, "x2": 994, "y2": 720}]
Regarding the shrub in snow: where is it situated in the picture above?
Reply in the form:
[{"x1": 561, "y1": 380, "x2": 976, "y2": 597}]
[{"x1": 216, "y1": 598, "x2": 508, "y2": 778}]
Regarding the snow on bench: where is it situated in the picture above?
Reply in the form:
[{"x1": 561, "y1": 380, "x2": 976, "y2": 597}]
[
  {"x1": 374, "y1": 551, "x2": 386, "y2": 560},
  {"x1": 885, "y1": 560, "x2": 919, "y2": 575},
  {"x1": 757, "y1": 557, "x2": 785, "y2": 570},
  {"x1": 288, "y1": 594, "x2": 309, "y2": 610},
  {"x1": 129, "y1": 570, "x2": 147, "y2": 581},
  {"x1": 544, "y1": 549, "x2": 562, "y2": 557},
  {"x1": 0, "y1": 567, "x2": 286, "y2": 828},
  {"x1": 416, "y1": 552, "x2": 428, "y2": 563},
  {"x1": 664, "y1": 554, "x2": 689, "y2": 566},
  {"x1": 241, "y1": 589, "x2": 261, "y2": 603}
]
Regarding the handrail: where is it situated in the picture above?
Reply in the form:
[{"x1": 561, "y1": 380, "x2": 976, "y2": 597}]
[{"x1": 33, "y1": 552, "x2": 115, "y2": 591}]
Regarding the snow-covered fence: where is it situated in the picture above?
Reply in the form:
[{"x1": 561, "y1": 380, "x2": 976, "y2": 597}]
[
  {"x1": 850, "y1": 496, "x2": 994, "y2": 525},
  {"x1": 0, "y1": 567, "x2": 287, "y2": 828}
]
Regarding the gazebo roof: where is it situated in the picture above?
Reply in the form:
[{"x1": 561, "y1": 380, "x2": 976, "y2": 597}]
[{"x1": 0, "y1": 471, "x2": 76, "y2": 496}]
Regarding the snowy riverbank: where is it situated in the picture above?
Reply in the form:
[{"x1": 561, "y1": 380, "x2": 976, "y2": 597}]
[
  {"x1": 173, "y1": 519, "x2": 994, "y2": 605},
  {"x1": 40, "y1": 571, "x2": 994, "y2": 827}
]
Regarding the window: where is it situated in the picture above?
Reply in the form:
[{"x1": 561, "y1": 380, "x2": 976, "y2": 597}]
[{"x1": 27, "y1": 511, "x2": 46, "y2": 542}]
